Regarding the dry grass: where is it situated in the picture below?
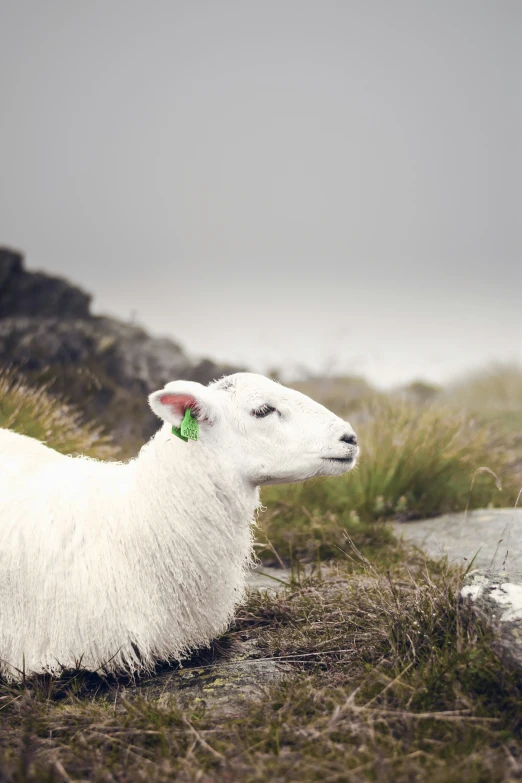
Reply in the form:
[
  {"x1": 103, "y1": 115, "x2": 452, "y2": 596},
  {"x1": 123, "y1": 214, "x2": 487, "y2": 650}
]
[
  {"x1": 0, "y1": 366, "x2": 119, "y2": 460},
  {"x1": 444, "y1": 364, "x2": 522, "y2": 484},
  {"x1": 446, "y1": 364, "x2": 522, "y2": 412},
  {"x1": 1, "y1": 551, "x2": 522, "y2": 782}
]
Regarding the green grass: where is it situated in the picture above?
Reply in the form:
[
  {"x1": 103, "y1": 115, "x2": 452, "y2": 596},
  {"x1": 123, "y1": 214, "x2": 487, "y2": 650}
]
[{"x1": 0, "y1": 366, "x2": 119, "y2": 459}]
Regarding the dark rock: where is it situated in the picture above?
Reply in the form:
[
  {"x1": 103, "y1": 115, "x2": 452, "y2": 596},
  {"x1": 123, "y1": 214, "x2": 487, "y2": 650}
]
[
  {"x1": 0, "y1": 247, "x2": 91, "y2": 319},
  {"x1": 188, "y1": 358, "x2": 242, "y2": 385},
  {"x1": 0, "y1": 247, "x2": 23, "y2": 288},
  {"x1": 0, "y1": 247, "x2": 243, "y2": 447},
  {"x1": 0, "y1": 314, "x2": 191, "y2": 444}
]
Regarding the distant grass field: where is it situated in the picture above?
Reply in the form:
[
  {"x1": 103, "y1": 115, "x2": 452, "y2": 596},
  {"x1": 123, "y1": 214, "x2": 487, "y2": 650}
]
[{"x1": 1, "y1": 364, "x2": 521, "y2": 781}]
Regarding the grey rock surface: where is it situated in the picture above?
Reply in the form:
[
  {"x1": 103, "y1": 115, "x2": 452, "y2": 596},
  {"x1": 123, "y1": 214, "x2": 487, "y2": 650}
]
[
  {"x1": 0, "y1": 315, "x2": 188, "y2": 387},
  {"x1": 247, "y1": 565, "x2": 293, "y2": 592},
  {"x1": 395, "y1": 511, "x2": 522, "y2": 675},
  {"x1": 0, "y1": 247, "x2": 91, "y2": 318},
  {"x1": 119, "y1": 647, "x2": 289, "y2": 715},
  {"x1": 391, "y1": 509, "x2": 522, "y2": 571},
  {"x1": 462, "y1": 570, "x2": 522, "y2": 672},
  {"x1": 111, "y1": 569, "x2": 293, "y2": 713}
]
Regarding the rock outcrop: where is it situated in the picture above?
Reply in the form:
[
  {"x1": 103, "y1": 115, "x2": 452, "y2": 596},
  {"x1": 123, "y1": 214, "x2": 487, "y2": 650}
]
[
  {"x1": 0, "y1": 247, "x2": 241, "y2": 449},
  {"x1": 391, "y1": 509, "x2": 522, "y2": 571},
  {"x1": 0, "y1": 248, "x2": 91, "y2": 319}
]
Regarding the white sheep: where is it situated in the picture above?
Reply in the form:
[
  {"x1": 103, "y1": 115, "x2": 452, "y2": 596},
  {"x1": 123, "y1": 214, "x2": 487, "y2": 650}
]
[{"x1": 0, "y1": 373, "x2": 358, "y2": 679}]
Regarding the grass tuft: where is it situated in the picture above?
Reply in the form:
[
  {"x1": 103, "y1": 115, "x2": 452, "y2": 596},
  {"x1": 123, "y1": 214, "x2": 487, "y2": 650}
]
[{"x1": 0, "y1": 365, "x2": 119, "y2": 460}]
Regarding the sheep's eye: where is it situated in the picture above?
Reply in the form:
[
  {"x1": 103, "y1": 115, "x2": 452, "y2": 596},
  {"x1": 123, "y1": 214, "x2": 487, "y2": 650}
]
[{"x1": 252, "y1": 405, "x2": 277, "y2": 419}]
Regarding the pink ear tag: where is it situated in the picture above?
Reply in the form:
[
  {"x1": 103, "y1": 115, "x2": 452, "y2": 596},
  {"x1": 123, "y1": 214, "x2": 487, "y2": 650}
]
[{"x1": 172, "y1": 409, "x2": 199, "y2": 442}]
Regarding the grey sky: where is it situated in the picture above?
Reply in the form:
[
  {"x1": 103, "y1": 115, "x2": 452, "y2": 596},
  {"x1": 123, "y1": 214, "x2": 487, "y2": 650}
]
[{"x1": 1, "y1": 0, "x2": 521, "y2": 386}]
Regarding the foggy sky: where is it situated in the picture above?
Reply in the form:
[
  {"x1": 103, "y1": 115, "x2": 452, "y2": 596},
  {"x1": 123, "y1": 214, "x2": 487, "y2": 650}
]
[{"x1": 1, "y1": 0, "x2": 521, "y2": 386}]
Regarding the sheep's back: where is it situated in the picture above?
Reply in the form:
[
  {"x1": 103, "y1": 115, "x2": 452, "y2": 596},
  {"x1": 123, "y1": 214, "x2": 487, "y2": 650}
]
[
  {"x1": 0, "y1": 429, "x2": 132, "y2": 676},
  {"x1": 0, "y1": 427, "x2": 65, "y2": 463},
  {"x1": 0, "y1": 426, "x2": 258, "y2": 678}
]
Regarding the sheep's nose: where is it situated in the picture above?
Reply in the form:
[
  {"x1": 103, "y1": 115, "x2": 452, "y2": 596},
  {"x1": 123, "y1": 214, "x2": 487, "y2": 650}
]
[{"x1": 340, "y1": 433, "x2": 358, "y2": 446}]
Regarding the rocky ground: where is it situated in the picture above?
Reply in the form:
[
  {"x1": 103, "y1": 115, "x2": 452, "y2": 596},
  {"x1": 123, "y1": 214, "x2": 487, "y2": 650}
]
[
  {"x1": 73, "y1": 511, "x2": 522, "y2": 728},
  {"x1": 396, "y1": 508, "x2": 522, "y2": 703},
  {"x1": 392, "y1": 508, "x2": 522, "y2": 572},
  {"x1": 117, "y1": 510, "x2": 522, "y2": 721}
]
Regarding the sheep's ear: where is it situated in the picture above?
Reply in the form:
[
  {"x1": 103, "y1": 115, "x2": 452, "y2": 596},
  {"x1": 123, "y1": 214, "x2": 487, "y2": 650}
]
[{"x1": 148, "y1": 381, "x2": 217, "y2": 427}]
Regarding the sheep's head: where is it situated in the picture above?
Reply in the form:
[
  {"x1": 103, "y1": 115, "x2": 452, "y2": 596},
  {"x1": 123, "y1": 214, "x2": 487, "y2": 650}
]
[{"x1": 149, "y1": 373, "x2": 359, "y2": 486}]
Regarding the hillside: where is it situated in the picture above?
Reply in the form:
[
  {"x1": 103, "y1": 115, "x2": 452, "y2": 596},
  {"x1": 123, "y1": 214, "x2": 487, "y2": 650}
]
[{"x1": 0, "y1": 247, "x2": 241, "y2": 448}]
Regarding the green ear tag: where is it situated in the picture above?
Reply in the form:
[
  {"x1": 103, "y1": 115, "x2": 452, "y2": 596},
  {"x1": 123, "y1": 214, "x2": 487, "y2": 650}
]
[{"x1": 180, "y1": 408, "x2": 199, "y2": 441}]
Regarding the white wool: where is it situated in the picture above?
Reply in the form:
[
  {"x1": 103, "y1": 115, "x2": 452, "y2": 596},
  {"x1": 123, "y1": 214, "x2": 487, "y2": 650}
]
[{"x1": 0, "y1": 373, "x2": 358, "y2": 679}]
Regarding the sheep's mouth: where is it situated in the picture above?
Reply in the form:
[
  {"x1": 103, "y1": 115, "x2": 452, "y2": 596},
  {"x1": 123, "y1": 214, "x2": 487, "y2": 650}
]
[{"x1": 324, "y1": 457, "x2": 354, "y2": 464}]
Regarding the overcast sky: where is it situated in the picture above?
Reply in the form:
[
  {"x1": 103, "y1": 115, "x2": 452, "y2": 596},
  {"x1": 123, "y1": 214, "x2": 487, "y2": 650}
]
[{"x1": 1, "y1": 0, "x2": 521, "y2": 386}]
